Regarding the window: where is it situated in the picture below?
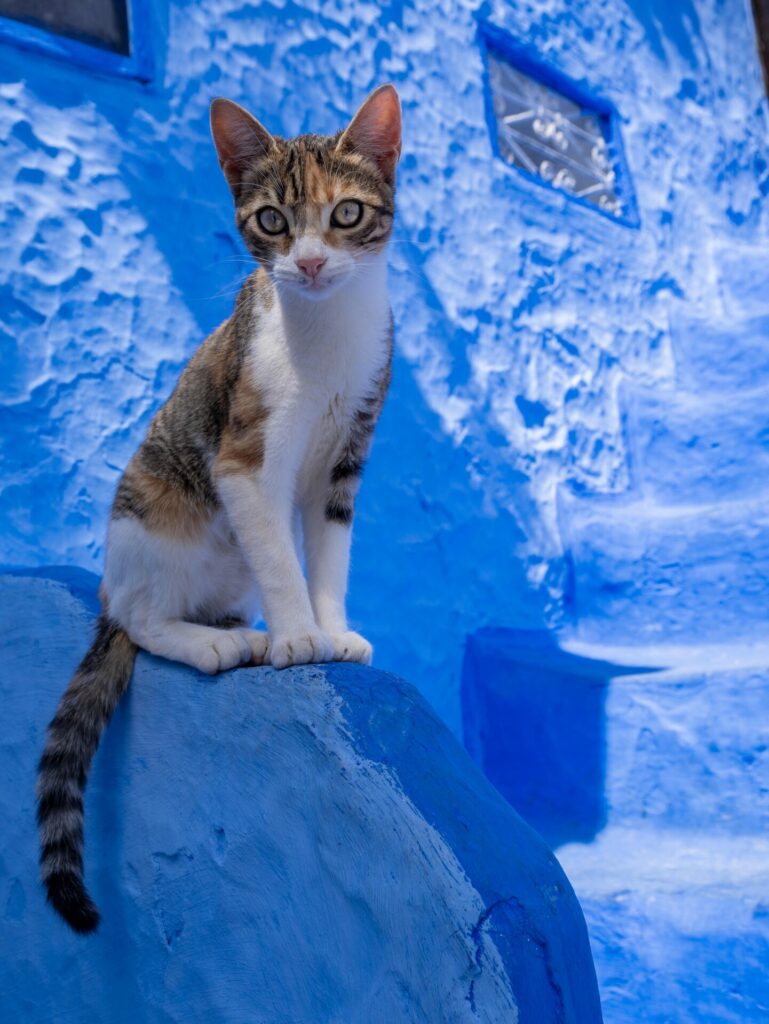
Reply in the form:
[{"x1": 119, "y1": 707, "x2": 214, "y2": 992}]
[
  {"x1": 752, "y1": 0, "x2": 769, "y2": 96},
  {"x1": 0, "y1": 0, "x2": 129, "y2": 55},
  {"x1": 0, "y1": 0, "x2": 152, "y2": 80},
  {"x1": 481, "y1": 23, "x2": 638, "y2": 227}
]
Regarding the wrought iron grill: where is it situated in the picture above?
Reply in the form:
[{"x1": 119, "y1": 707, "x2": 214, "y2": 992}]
[{"x1": 488, "y1": 50, "x2": 624, "y2": 219}]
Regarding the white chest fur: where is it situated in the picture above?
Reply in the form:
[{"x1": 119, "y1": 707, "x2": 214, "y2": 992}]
[{"x1": 248, "y1": 255, "x2": 391, "y2": 485}]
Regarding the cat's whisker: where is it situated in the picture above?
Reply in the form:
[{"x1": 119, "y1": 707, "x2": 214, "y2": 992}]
[
  {"x1": 208, "y1": 255, "x2": 257, "y2": 266},
  {"x1": 200, "y1": 271, "x2": 254, "y2": 301}
]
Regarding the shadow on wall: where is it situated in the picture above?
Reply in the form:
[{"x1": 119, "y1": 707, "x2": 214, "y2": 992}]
[{"x1": 461, "y1": 628, "x2": 653, "y2": 847}]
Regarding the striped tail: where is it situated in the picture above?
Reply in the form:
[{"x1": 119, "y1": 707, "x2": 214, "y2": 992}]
[{"x1": 36, "y1": 614, "x2": 137, "y2": 934}]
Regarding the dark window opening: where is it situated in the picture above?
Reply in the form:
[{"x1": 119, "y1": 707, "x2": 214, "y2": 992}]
[
  {"x1": 753, "y1": 0, "x2": 769, "y2": 96},
  {"x1": 0, "y1": 0, "x2": 130, "y2": 55}
]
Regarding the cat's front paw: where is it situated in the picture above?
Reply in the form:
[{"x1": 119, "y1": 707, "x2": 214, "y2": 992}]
[
  {"x1": 330, "y1": 630, "x2": 373, "y2": 665},
  {"x1": 241, "y1": 629, "x2": 270, "y2": 666},
  {"x1": 187, "y1": 630, "x2": 254, "y2": 675},
  {"x1": 270, "y1": 629, "x2": 334, "y2": 669}
]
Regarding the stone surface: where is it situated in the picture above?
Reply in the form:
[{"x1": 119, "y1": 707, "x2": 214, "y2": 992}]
[{"x1": 0, "y1": 568, "x2": 602, "y2": 1023}]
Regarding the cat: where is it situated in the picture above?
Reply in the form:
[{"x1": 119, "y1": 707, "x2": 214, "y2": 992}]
[{"x1": 36, "y1": 84, "x2": 401, "y2": 934}]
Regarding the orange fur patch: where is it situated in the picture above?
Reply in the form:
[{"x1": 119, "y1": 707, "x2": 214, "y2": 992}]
[
  {"x1": 127, "y1": 464, "x2": 213, "y2": 542},
  {"x1": 215, "y1": 377, "x2": 270, "y2": 477}
]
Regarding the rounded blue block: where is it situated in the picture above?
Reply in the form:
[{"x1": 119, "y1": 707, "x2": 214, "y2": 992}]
[{"x1": 1, "y1": 568, "x2": 602, "y2": 1022}]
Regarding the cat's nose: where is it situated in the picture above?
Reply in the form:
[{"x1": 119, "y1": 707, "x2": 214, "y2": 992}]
[{"x1": 295, "y1": 256, "x2": 326, "y2": 280}]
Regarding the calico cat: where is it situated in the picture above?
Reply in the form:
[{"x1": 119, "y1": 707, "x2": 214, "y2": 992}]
[{"x1": 36, "y1": 85, "x2": 401, "y2": 933}]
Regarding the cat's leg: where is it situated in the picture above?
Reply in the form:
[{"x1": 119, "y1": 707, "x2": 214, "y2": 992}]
[
  {"x1": 302, "y1": 482, "x2": 373, "y2": 666},
  {"x1": 237, "y1": 629, "x2": 271, "y2": 666},
  {"x1": 216, "y1": 472, "x2": 334, "y2": 669},
  {"x1": 208, "y1": 615, "x2": 270, "y2": 666},
  {"x1": 134, "y1": 619, "x2": 256, "y2": 674},
  {"x1": 103, "y1": 516, "x2": 268, "y2": 672}
]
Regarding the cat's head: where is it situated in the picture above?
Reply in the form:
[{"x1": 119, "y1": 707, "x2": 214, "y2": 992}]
[{"x1": 210, "y1": 86, "x2": 401, "y2": 301}]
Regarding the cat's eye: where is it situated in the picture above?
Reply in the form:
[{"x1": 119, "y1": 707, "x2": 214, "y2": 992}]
[
  {"x1": 256, "y1": 206, "x2": 288, "y2": 235},
  {"x1": 330, "y1": 200, "x2": 364, "y2": 229}
]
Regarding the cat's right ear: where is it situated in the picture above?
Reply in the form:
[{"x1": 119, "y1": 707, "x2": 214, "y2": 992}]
[
  {"x1": 210, "y1": 98, "x2": 275, "y2": 194},
  {"x1": 336, "y1": 85, "x2": 401, "y2": 186}
]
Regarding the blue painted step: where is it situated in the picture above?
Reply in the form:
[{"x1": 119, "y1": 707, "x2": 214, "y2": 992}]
[
  {"x1": 587, "y1": 652, "x2": 769, "y2": 831},
  {"x1": 558, "y1": 487, "x2": 769, "y2": 643},
  {"x1": 670, "y1": 312, "x2": 769, "y2": 392},
  {"x1": 462, "y1": 629, "x2": 769, "y2": 1024},
  {"x1": 622, "y1": 381, "x2": 769, "y2": 504},
  {"x1": 463, "y1": 631, "x2": 769, "y2": 837},
  {"x1": 559, "y1": 824, "x2": 769, "y2": 1024}
]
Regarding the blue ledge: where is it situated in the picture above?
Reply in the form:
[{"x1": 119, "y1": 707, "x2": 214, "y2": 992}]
[{"x1": 1, "y1": 568, "x2": 602, "y2": 1023}]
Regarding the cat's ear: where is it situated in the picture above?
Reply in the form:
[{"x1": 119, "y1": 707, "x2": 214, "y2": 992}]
[
  {"x1": 210, "y1": 98, "x2": 275, "y2": 193},
  {"x1": 336, "y1": 84, "x2": 402, "y2": 186}
]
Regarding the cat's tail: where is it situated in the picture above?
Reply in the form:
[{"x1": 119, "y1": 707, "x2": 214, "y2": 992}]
[{"x1": 36, "y1": 614, "x2": 137, "y2": 934}]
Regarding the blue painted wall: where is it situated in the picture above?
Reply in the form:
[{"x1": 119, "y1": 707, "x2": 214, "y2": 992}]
[
  {"x1": 1, "y1": 0, "x2": 767, "y2": 733},
  {"x1": 5, "y1": 4, "x2": 769, "y2": 1020}
]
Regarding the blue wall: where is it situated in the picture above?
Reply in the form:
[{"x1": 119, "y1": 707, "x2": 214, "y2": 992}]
[{"x1": 1, "y1": 0, "x2": 767, "y2": 731}]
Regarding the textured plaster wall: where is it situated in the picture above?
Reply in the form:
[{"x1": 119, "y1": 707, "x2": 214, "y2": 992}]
[{"x1": 1, "y1": 0, "x2": 767, "y2": 728}]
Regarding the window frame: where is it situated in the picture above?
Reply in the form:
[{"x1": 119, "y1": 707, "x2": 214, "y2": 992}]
[
  {"x1": 752, "y1": 0, "x2": 769, "y2": 96},
  {"x1": 478, "y1": 19, "x2": 639, "y2": 229},
  {"x1": 0, "y1": 0, "x2": 153, "y2": 82}
]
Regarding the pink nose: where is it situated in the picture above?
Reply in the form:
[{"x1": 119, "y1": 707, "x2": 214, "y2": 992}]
[{"x1": 296, "y1": 256, "x2": 326, "y2": 280}]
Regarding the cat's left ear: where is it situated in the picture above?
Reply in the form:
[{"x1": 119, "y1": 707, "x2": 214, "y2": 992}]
[
  {"x1": 210, "y1": 98, "x2": 275, "y2": 194},
  {"x1": 336, "y1": 84, "x2": 402, "y2": 186}
]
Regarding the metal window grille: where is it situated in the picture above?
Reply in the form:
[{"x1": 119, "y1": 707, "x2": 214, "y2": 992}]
[{"x1": 487, "y1": 49, "x2": 626, "y2": 220}]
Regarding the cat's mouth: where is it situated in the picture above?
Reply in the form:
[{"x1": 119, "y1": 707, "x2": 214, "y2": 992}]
[{"x1": 274, "y1": 268, "x2": 349, "y2": 300}]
